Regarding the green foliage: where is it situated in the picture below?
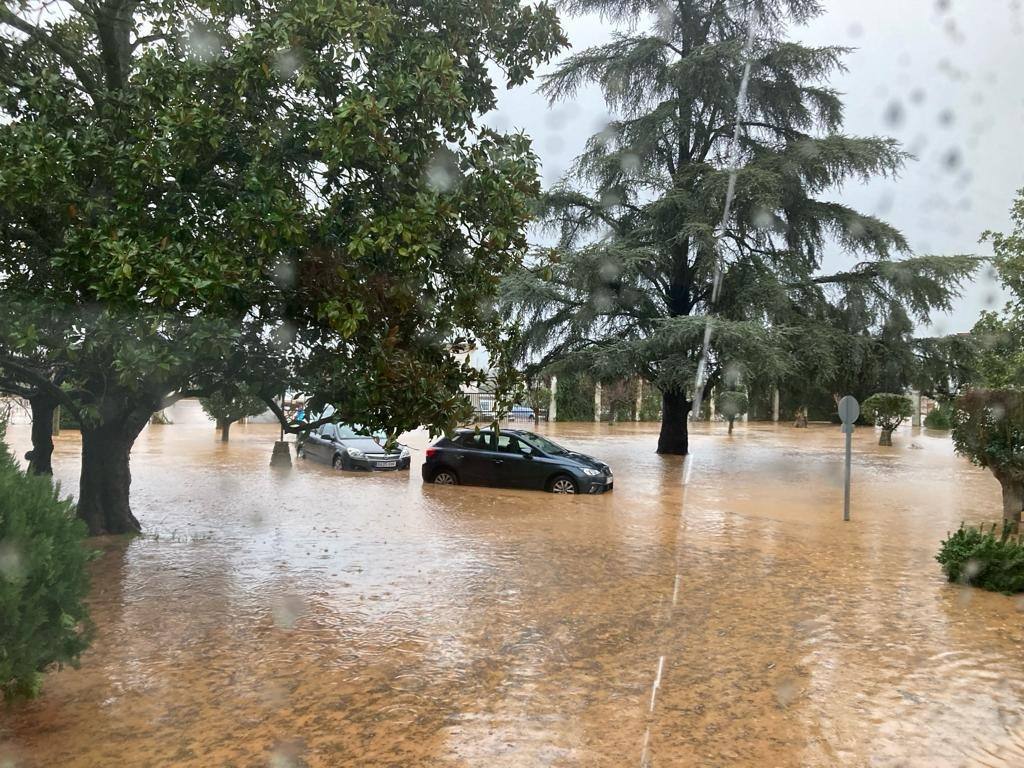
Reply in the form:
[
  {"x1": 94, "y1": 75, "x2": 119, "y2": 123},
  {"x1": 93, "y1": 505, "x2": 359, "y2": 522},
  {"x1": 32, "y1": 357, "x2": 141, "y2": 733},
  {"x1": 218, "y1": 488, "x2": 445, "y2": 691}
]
[
  {"x1": 525, "y1": 385, "x2": 551, "y2": 417},
  {"x1": 505, "y1": 0, "x2": 975, "y2": 450},
  {"x1": 0, "y1": 421, "x2": 93, "y2": 700},
  {"x1": 970, "y1": 311, "x2": 1024, "y2": 390},
  {"x1": 718, "y1": 391, "x2": 749, "y2": 422},
  {"x1": 0, "y1": 0, "x2": 565, "y2": 528},
  {"x1": 952, "y1": 389, "x2": 1024, "y2": 485},
  {"x1": 936, "y1": 522, "x2": 1024, "y2": 594},
  {"x1": 58, "y1": 407, "x2": 81, "y2": 431},
  {"x1": 982, "y1": 186, "x2": 1024, "y2": 303},
  {"x1": 638, "y1": 386, "x2": 662, "y2": 421},
  {"x1": 199, "y1": 387, "x2": 267, "y2": 426},
  {"x1": 555, "y1": 372, "x2": 595, "y2": 422},
  {"x1": 924, "y1": 404, "x2": 953, "y2": 430},
  {"x1": 862, "y1": 393, "x2": 913, "y2": 431},
  {"x1": 964, "y1": 188, "x2": 1024, "y2": 392}
]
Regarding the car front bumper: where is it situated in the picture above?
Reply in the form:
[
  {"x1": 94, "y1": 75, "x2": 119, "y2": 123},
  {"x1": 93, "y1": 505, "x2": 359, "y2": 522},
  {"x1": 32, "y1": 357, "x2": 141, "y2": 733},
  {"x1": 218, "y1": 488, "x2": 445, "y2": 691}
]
[
  {"x1": 350, "y1": 456, "x2": 411, "y2": 471},
  {"x1": 580, "y1": 475, "x2": 614, "y2": 494}
]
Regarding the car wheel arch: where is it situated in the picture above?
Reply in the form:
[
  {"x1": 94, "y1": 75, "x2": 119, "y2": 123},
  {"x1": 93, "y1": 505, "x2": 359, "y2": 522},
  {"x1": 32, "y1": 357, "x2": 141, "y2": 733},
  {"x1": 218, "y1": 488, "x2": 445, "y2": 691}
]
[
  {"x1": 431, "y1": 465, "x2": 460, "y2": 483},
  {"x1": 546, "y1": 472, "x2": 578, "y2": 493}
]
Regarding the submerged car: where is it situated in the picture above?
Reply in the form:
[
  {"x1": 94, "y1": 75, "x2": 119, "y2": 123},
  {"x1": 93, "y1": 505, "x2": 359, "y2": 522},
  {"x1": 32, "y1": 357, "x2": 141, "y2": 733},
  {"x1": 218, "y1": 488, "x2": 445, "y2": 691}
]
[
  {"x1": 422, "y1": 428, "x2": 613, "y2": 494},
  {"x1": 298, "y1": 423, "x2": 410, "y2": 471}
]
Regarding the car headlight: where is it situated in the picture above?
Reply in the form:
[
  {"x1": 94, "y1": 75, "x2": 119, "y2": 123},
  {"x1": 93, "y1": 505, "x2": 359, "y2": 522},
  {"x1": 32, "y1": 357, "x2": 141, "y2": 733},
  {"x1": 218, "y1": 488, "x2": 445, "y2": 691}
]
[
  {"x1": 399, "y1": 446, "x2": 410, "y2": 458},
  {"x1": 582, "y1": 468, "x2": 602, "y2": 476},
  {"x1": 347, "y1": 448, "x2": 365, "y2": 459}
]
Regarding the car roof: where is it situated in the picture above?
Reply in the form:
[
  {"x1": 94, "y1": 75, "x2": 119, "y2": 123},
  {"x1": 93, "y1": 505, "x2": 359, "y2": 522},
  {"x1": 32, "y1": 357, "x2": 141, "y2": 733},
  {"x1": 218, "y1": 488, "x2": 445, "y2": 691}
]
[{"x1": 454, "y1": 427, "x2": 528, "y2": 435}]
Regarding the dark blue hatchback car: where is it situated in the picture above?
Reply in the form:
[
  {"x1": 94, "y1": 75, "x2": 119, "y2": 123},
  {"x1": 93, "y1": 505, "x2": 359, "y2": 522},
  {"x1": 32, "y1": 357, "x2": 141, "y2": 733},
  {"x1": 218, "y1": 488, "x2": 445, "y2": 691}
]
[{"x1": 422, "y1": 428, "x2": 613, "y2": 494}]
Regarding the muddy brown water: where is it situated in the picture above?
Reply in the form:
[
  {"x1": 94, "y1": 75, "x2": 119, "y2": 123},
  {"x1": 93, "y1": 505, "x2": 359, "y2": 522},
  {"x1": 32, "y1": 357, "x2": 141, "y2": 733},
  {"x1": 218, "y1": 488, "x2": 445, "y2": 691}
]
[{"x1": 1, "y1": 421, "x2": 1022, "y2": 767}]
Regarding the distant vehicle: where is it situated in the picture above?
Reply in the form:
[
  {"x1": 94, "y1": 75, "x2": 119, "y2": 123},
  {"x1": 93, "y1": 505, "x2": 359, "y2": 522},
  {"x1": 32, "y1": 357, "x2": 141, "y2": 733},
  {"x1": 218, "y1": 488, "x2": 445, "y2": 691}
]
[
  {"x1": 422, "y1": 428, "x2": 613, "y2": 494},
  {"x1": 509, "y1": 404, "x2": 536, "y2": 421},
  {"x1": 472, "y1": 398, "x2": 535, "y2": 421},
  {"x1": 298, "y1": 423, "x2": 410, "y2": 471}
]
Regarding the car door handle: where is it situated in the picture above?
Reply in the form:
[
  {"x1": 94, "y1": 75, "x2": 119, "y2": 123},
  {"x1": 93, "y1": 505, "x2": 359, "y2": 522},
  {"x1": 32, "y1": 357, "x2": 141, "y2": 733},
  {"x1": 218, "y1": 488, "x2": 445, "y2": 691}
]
[{"x1": 492, "y1": 459, "x2": 503, "y2": 464}]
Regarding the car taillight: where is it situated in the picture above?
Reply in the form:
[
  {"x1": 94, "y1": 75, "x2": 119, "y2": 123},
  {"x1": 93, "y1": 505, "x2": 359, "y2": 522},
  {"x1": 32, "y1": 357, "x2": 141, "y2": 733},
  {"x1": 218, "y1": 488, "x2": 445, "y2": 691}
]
[{"x1": 426, "y1": 447, "x2": 438, "y2": 459}]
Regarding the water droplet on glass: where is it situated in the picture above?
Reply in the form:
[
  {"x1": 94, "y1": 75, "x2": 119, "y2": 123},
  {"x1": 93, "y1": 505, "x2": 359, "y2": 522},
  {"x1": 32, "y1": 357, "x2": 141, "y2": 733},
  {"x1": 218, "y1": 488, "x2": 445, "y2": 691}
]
[{"x1": 884, "y1": 100, "x2": 905, "y2": 128}]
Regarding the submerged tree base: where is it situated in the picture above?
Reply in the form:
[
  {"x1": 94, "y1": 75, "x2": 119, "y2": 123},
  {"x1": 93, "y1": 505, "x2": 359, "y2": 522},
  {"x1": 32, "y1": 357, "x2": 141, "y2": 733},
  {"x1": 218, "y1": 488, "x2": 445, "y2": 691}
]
[{"x1": 656, "y1": 390, "x2": 690, "y2": 455}]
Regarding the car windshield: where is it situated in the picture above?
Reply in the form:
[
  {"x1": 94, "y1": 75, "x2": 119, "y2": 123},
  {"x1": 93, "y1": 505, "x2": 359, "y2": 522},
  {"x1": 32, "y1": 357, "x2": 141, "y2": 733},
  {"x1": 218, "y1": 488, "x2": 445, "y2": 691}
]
[
  {"x1": 519, "y1": 432, "x2": 568, "y2": 456},
  {"x1": 333, "y1": 424, "x2": 386, "y2": 441}
]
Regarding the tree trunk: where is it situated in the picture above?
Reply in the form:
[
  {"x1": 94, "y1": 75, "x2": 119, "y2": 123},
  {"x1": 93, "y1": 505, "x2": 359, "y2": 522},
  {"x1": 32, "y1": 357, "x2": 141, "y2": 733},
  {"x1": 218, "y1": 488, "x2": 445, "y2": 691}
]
[
  {"x1": 999, "y1": 478, "x2": 1023, "y2": 527},
  {"x1": 879, "y1": 428, "x2": 893, "y2": 446},
  {"x1": 78, "y1": 413, "x2": 148, "y2": 535},
  {"x1": 728, "y1": 417, "x2": 735, "y2": 435},
  {"x1": 793, "y1": 407, "x2": 808, "y2": 428},
  {"x1": 220, "y1": 419, "x2": 231, "y2": 443},
  {"x1": 657, "y1": 389, "x2": 690, "y2": 455},
  {"x1": 27, "y1": 395, "x2": 57, "y2": 476}
]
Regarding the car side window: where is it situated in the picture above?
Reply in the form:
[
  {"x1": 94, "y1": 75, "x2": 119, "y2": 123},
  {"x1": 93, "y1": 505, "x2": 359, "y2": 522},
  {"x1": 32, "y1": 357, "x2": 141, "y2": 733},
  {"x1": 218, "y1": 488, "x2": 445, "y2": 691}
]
[
  {"x1": 495, "y1": 434, "x2": 521, "y2": 454},
  {"x1": 320, "y1": 424, "x2": 337, "y2": 440},
  {"x1": 455, "y1": 433, "x2": 489, "y2": 450}
]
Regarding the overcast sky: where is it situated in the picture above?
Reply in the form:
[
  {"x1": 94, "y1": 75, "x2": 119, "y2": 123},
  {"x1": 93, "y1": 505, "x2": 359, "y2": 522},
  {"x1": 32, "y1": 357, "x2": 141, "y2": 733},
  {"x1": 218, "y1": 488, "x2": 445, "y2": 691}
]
[{"x1": 486, "y1": 0, "x2": 1024, "y2": 335}]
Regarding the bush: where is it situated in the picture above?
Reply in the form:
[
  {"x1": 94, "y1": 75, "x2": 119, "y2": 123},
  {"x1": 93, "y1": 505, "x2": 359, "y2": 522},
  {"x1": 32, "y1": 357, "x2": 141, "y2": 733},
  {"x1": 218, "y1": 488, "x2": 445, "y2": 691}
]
[
  {"x1": 924, "y1": 404, "x2": 953, "y2": 430},
  {"x1": 936, "y1": 522, "x2": 1024, "y2": 594},
  {"x1": 0, "y1": 422, "x2": 93, "y2": 700}
]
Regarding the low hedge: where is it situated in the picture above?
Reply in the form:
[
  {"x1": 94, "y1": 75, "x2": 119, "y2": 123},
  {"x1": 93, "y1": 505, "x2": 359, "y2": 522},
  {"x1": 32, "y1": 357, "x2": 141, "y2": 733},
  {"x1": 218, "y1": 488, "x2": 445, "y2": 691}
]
[{"x1": 936, "y1": 522, "x2": 1024, "y2": 594}]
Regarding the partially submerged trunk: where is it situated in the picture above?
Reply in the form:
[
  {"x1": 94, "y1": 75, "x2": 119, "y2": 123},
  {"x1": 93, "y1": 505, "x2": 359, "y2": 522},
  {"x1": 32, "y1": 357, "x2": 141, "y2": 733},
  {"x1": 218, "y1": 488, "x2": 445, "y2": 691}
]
[
  {"x1": 657, "y1": 389, "x2": 690, "y2": 455},
  {"x1": 998, "y1": 476, "x2": 1023, "y2": 527},
  {"x1": 879, "y1": 428, "x2": 894, "y2": 446},
  {"x1": 218, "y1": 417, "x2": 232, "y2": 443},
  {"x1": 793, "y1": 407, "x2": 808, "y2": 428},
  {"x1": 727, "y1": 417, "x2": 735, "y2": 435},
  {"x1": 78, "y1": 408, "x2": 151, "y2": 535},
  {"x1": 27, "y1": 395, "x2": 57, "y2": 476}
]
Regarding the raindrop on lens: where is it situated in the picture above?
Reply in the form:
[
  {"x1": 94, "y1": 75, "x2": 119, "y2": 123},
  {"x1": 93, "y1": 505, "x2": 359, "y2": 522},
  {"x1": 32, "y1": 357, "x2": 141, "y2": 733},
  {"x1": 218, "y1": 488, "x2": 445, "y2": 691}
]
[
  {"x1": 883, "y1": 100, "x2": 905, "y2": 128},
  {"x1": 425, "y1": 149, "x2": 461, "y2": 193}
]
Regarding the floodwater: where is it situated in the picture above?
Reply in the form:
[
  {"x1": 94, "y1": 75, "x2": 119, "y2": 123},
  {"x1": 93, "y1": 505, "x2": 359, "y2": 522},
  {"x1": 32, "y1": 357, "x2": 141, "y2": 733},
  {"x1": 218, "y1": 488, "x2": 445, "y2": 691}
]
[{"x1": 2, "y1": 417, "x2": 1023, "y2": 767}]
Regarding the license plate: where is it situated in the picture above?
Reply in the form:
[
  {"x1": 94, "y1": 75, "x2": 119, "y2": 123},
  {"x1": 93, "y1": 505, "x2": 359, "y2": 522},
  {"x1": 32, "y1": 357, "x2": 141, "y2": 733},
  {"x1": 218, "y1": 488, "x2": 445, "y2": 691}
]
[{"x1": 376, "y1": 461, "x2": 397, "y2": 468}]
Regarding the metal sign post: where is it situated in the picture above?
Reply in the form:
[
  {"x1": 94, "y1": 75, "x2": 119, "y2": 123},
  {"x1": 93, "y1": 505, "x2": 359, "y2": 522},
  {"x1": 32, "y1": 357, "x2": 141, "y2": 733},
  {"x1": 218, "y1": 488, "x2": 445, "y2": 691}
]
[{"x1": 837, "y1": 395, "x2": 859, "y2": 522}]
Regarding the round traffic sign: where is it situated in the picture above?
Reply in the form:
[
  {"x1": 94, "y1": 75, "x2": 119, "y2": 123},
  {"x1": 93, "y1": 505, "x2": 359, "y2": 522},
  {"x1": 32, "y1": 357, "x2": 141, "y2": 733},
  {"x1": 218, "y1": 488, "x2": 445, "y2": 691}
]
[{"x1": 838, "y1": 395, "x2": 860, "y2": 425}]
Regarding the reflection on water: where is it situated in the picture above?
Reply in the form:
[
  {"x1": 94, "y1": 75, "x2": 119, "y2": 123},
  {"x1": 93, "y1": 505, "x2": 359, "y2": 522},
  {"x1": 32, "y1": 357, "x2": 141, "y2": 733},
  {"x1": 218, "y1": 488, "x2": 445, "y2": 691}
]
[{"x1": 1, "y1": 421, "x2": 1022, "y2": 767}]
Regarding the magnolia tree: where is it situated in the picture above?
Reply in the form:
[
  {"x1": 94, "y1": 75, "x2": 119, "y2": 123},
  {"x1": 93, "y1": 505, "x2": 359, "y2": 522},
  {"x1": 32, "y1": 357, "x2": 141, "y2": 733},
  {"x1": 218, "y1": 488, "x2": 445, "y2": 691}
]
[
  {"x1": 953, "y1": 390, "x2": 1024, "y2": 526},
  {"x1": 0, "y1": 0, "x2": 565, "y2": 534},
  {"x1": 862, "y1": 393, "x2": 913, "y2": 446}
]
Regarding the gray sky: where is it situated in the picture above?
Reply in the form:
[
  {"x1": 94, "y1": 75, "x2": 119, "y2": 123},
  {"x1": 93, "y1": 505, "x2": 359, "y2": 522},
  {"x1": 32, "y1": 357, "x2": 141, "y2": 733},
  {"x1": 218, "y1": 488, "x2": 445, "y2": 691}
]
[{"x1": 487, "y1": 0, "x2": 1024, "y2": 335}]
